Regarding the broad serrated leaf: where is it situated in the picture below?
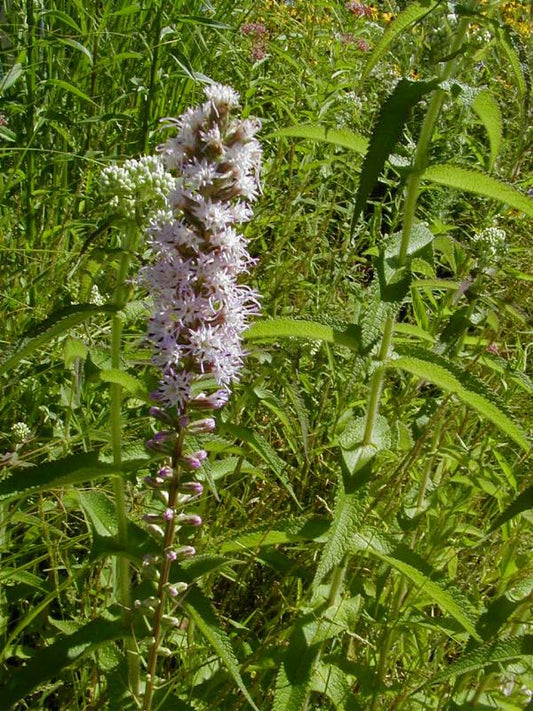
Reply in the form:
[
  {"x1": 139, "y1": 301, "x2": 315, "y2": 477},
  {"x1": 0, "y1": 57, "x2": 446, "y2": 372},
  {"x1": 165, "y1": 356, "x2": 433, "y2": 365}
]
[
  {"x1": 421, "y1": 635, "x2": 533, "y2": 687},
  {"x1": 390, "y1": 347, "x2": 529, "y2": 451},
  {"x1": 0, "y1": 304, "x2": 117, "y2": 376},
  {"x1": 0, "y1": 612, "x2": 131, "y2": 707},
  {"x1": 352, "y1": 528, "x2": 481, "y2": 640},
  {"x1": 353, "y1": 78, "x2": 439, "y2": 223},
  {"x1": 312, "y1": 660, "x2": 362, "y2": 711},
  {"x1": 270, "y1": 124, "x2": 368, "y2": 154},
  {"x1": 220, "y1": 517, "x2": 329, "y2": 554},
  {"x1": 244, "y1": 317, "x2": 361, "y2": 352},
  {"x1": 78, "y1": 490, "x2": 118, "y2": 536},
  {"x1": 272, "y1": 617, "x2": 320, "y2": 711},
  {"x1": 182, "y1": 586, "x2": 259, "y2": 711},
  {"x1": 0, "y1": 447, "x2": 152, "y2": 501},
  {"x1": 99, "y1": 368, "x2": 150, "y2": 400},
  {"x1": 313, "y1": 478, "x2": 370, "y2": 590},
  {"x1": 472, "y1": 89, "x2": 503, "y2": 170},
  {"x1": 487, "y1": 485, "x2": 533, "y2": 534},
  {"x1": 360, "y1": 1, "x2": 438, "y2": 82},
  {"x1": 422, "y1": 165, "x2": 533, "y2": 217}
]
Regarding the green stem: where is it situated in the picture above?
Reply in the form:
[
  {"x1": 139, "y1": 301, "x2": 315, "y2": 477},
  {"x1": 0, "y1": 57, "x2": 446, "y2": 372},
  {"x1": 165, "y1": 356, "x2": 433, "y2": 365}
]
[
  {"x1": 143, "y1": 427, "x2": 186, "y2": 711},
  {"x1": 364, "y1": 4, "x2": 476, "y2": 448},
  {"x1": 25, "y1": 0, "x2": 36, "y2": 248},
  {"x1": 110, "y1": 221, "x2": 140, "y2": 699}
]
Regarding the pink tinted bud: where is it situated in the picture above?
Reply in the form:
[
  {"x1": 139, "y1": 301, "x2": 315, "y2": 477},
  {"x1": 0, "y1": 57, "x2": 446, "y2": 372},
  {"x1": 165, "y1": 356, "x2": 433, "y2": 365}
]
[
  {"x1": 149, "y1": 407, "x2": 176, "y2": 425},
  {"x1": 163, "y1": 507, "x2": 174, "y2": 521},
  {"x1": 166, "y1": 549, "x2": 178, "y2": 561},
  {"x1": 176, "y1": 514, "x2": 202, "y2": 527},
  {"x1": 158, "y1": 466, "x2": 173, "y2": 479},
  {"x1": 166, "y1": 582, "x2": 188, "y2": 597},
  {"x1": 188, "y1": 418, "x2": 216, "y2": 434},
  {"x1": 182, "y1": 455, "x2": 202, "y2": 470},
  {"x1": 191, "y1": 390, "x2": 229, "y2": 409},
  {"x1": 181, "y1": 481, "x2": 204, "y2": 496}
]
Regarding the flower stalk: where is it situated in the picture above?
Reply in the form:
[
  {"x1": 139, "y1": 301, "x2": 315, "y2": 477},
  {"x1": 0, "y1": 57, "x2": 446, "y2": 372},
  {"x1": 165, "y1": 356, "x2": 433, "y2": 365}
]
[{"x1": 138, "y1": 84, "x2": 262, "y2": 709}]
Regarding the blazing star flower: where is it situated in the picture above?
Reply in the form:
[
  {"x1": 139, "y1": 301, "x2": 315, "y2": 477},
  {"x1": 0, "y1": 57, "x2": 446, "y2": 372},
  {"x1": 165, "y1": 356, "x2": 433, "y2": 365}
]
[{"x1": 140, "y1": 84, "x2": 262, "y2": 414}]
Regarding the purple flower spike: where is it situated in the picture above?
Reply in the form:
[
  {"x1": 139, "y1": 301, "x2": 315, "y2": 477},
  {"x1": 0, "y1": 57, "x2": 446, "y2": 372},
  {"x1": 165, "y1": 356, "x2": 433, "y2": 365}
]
[{"x1": 139, "y1": 83, "x2": 261, "y2": 415}]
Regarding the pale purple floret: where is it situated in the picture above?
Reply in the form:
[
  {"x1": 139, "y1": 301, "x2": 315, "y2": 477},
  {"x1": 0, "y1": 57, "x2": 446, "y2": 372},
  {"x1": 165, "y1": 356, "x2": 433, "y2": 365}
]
[{"x1": 140, "y1": 83, "x2": 261, "y2": 413}]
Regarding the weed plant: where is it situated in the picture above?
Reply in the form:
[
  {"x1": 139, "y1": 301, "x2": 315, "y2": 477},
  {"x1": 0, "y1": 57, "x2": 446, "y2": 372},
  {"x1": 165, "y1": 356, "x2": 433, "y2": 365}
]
[{"x1": 0, "y1": 1, "x2": 532, "y2": 710}]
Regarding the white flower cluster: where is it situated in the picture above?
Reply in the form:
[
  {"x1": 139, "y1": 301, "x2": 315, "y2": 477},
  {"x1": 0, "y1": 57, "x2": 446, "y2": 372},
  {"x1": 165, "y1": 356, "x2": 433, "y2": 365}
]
[
  {"x1": 140, "y1": 84, "x2": 262, "y2": 413},
  {"x1": 11, "y1": 421, "x2": 31, "y2": 443},
  {"x1": 472, "y1": 226, "x2": 508, "y2": 266},
  {"x1": 101, "y1": 156, "x2": 176, "y2": 220}
]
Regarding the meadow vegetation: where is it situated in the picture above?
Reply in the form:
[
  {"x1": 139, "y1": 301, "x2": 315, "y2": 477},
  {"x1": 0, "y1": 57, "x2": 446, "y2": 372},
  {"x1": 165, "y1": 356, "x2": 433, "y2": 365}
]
[{"x1": 0, "y1": 1, "x2": 532, "y2": 709}]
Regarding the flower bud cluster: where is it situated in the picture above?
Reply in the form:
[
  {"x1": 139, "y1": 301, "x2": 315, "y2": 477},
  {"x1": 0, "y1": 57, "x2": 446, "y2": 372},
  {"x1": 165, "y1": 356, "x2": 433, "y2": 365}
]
[
  {"x1": 472, "y1": 226, "x2": 508, "y2": 267},
  {"x1": 101, "y1": 155, "x2": 176, "y2": 221},
  {"x1": 140, "y1": 83, "x2": 262, "y2": 413}
]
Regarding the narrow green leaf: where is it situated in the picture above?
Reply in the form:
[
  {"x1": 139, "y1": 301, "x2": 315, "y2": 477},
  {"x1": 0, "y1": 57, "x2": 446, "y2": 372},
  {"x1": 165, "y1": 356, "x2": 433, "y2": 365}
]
[
  {"x1": 221, "y1": 423, "x2": 300, "y2": 507},
  {"x1": 472, "y1": 89, "x2": 502, "y2": 170},
  {"x1": 353, "y1": 78, "x2": 439, "y2": 223},
  {"x1": 0, "y1": 304, "x2": 117, "y2": 376},
  {"x1": 421, "y1": 635, "x2": 533, "y2": 687},
  {"x1": 494, "y1": 26, "x2": 528, "y2": 99},
  {"x1": 45, "y1": 79, "x2": 96, "y2": 104},
  {"x1": 177, "y1": 15, "x2": 232, "y2": 29},
  {"x1": 269, "y1": 125, "x2": 368, "y2": 155},
  {"x1": 0, "y1": 447, "x2": 152, "y2": 501},
  {"x1": 245, "y1": 317, "x2": 361, "y2": 352},
  {"x1": 55, "y1": 38, "x2": 93, "y2": 64},
  {"x1": 0, "y1": 63, "x2": 23, "y2": 95},
  {"x1": 182, "y1": 586, "x2": 259, "y2": 711},
  {"x1": 361, "y1": 1, "x2": 438, "y2": 82},
  {"x1": 422, "y1": 165, "x2": 533, "y2": 217},
  {"x1": 0, "y1": 614, "x2": 130, "y2": 708},
  {"x1": 390, "y1": 347, "x2": 529, "y2": 451}
]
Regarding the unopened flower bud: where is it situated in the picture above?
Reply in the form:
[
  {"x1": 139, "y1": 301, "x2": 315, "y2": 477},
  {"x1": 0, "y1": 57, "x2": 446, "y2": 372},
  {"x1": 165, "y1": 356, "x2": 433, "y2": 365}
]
[
  {"x1": 143, "y1": 553, "x2": 159, "y2": 567},
  {"x1": 181, "y1": 449, "x2": 208, "y2": 469},
  {"x1": 158, "y1": 465, "x2": 173, "y2": 479},
  {"x1": 163, "y1": 507, "x2": 174, "y2": 521},
  {"x1": 165, "y1": 581, "x2": 188, "y2": 597},
  {"x1": 187, "y1": 418, "x2": 216, "y2": 434},
  {"x1": 146, "y1": 523, "x2": 165, "y2": 538},
  {"x1": 176, "y1": 514, "x2": 202, "y2": 527},
  {"x1": 180, "y1": 481, "x2": 204, "y2": 496},
  {"x1": 191, "y1": 390, "x2": 229, "y2": 410}
]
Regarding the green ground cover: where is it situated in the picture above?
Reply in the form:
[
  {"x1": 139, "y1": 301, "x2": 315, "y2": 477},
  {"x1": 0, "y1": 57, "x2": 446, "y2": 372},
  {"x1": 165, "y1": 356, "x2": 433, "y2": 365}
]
[{"x1": 0, "y1": 1, "x2": 532, "y2": 709}]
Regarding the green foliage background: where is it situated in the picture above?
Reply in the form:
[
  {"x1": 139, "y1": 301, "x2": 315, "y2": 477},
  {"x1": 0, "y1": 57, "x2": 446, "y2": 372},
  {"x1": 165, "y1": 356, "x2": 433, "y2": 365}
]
[{"x1": 0, "y1": 0, "x2": 532, "y2": 709}]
